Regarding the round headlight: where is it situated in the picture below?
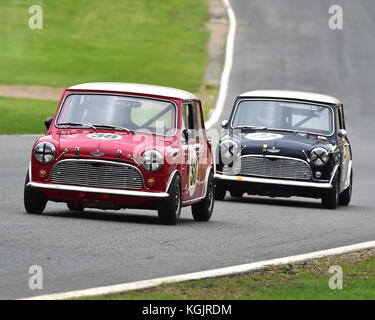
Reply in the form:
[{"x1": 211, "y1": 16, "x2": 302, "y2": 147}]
[
  {"x1": 34, "y1": 142, "x2": 56, "y2": 164},
  {"x1": 141, "y1": 150, "x2": 164, "y2": 172},
  {"x1": 220, "y1": 139, "x2": 240, "y2": 164},
  {"x1": 310, "y1": 147, "x2": 329, "y2": 166}
]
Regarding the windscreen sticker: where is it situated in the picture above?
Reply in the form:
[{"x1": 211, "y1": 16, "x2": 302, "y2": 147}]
[
  {"x1": 87, "y1": 133, "x2": 122, "y2": 140},
  {"x1": 244, "y1": 133, "x2": 284, "y2": 141}
]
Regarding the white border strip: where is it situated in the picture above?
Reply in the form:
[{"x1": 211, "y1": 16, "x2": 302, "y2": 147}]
[
  {"x1": 205, "y1": 0, "x2": 237, "y2": 129},
  {"x1": 22, "y1": 240, "x2": 375, "y2": 300}
]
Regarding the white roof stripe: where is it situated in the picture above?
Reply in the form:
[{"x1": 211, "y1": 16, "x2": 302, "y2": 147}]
[
  {"x1": 68, "y1": 82, "x2": 197, "y2": 100},
  {"x1": 239, "y1": 90, "x2": 341, "y2": 105}
]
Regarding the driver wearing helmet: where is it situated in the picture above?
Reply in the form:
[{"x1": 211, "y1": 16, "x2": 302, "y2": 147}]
[
  {"x1": 256, "y1": 101, "x2": 280, "y2": 128},
  {"x1": 112, "y1": 99, "x2": 140, "y2": 130}
]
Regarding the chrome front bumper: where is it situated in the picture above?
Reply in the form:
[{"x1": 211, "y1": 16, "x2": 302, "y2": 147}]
[
  {"x1": 27, "y1": 182, "x2": 170, "y2": 198},
  {"x1": 214, "y1": 174, "x2": 333, "y2": 189}
]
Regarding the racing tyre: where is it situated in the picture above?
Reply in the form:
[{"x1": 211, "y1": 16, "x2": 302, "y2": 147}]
[
  {"x1": 230, "y1": 190, "x2": 244, "y2": 198},
  {"x1": 339, "y1": 169, "x2": 353, "y2": 206},
  {"x1": 158, "y1": 174, "x2": 182, "y2": 225},
  {"x1": 322, "y1": 171, "x2": 339, "y2": 209},
  {"x1": 215, "y1": 180, "x2": 226, "y2": 200},
  {"x1": 24, "y1": 171, "x2": 47, "y2": 215},
  {"x1": 192, "y1": 172, "x2": 214, "y2": 222}
]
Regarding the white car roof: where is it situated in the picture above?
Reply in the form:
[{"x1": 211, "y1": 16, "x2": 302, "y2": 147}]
[
  {"x1": 68, "y1": 82, "x2": 197, "y2": 100},
  {"x1": 239, "y1": 90, "x2": 341, "y2": 105}
]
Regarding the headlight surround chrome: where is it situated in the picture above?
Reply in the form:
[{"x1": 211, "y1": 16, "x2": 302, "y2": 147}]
[
  {"x1": 141, "y1": 150, "x2": 164, "y2": 172},
  {"x1": 34, "y1": 142, "x2": 56, "y2": 164},
  {"x1": 220, "y1": 138, "x2": 240, "y2": 164},
  {"x1": 310, "y1": 147, "x2": 329, "y2": 166}
]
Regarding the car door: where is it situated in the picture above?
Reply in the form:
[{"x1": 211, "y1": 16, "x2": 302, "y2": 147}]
[
  {"x1": 180, "y1": 103, "x2": 201, "y2": 201},
  {"x1": 194, "y1": 101, "x2": 208, "y2": 198},
  {"x1": 337, "y1": 105, "x2": 350, "y2": 192}
]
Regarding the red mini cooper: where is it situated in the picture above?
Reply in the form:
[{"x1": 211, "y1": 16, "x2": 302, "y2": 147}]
[{"x1": 24, "y1": 82, "x2": 215, "y2": 225}]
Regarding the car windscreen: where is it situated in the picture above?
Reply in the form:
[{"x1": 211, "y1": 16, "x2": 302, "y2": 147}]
[
  {"x1": 56, "y1": 94, "x2": 177, "y2": 136},
  {"x1": 232, "y1": 100, "x2": 334, "y2": 136}
]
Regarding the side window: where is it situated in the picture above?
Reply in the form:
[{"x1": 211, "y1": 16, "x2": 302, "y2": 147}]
[
  {"x1": 182, "y1": 103, "x2": 200, "y2": 141},
  {"x1": 195, "y1": 102, "x2": 203, "y2": 130},
  {"x1": 195, "y1": 102, "x2": 205, "y2": 140},
  {"x1": 181, "y1": 104, "x2": 189, "y2": 131},
  {"x1": 337, "y1": 107, "x2": 344, "y2": 130},
  {"x1": 182, "y1": 103, "x2": 197, "y2": 129}
]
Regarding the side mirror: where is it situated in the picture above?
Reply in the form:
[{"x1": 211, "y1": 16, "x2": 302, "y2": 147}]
[
  {"x1": 221, "y1": 120, "x2": 228, "y2": 129},
  {"x1": 45, "y1": 117, "x2": 53, "y2": 130},
  {"x1": 338, "y1": 129, "x2": 347, "y2": 139},
  {"x1": 182, "y1": 129, "x2": 192, "y2": 141}
]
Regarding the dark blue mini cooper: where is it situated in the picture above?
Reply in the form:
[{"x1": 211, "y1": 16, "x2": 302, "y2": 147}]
[{"x1": 215, "y1": 90, "x2": 352, "y2": 209}]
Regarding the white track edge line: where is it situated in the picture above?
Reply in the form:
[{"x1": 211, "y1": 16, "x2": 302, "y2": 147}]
[
  {"x1": 21, "y1": 240, "x2": 375, "y2": 300},
  {"x1": 205, "y1": 0, "x2": 236, "y2": 130}
]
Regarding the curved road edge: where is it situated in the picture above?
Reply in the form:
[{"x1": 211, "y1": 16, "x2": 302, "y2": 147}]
[
  {"x1": 22, "y1": 240, "x2": 375, "y2": 300},
  {"x1": 205, "y1": 0, "x2": 237, "y2": 129}
]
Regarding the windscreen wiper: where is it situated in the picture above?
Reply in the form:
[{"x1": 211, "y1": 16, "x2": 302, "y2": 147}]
[
  {"x1": 233, "y1": 125, "x2": 268, "y2": 130},
  {"x1": 58, "y1": 122, "x2": 96, "y2": 130},
  {"x1": 91, "y1": 124, "x2": 134, "y2": 134}
]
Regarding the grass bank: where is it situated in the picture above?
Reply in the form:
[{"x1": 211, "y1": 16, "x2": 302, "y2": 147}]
[
  {"x1": 0, "y1": 0, "x2": 209, "y2": 92},
  {"x1": 79, "y1": 249, "x2": 375, "y2": 300},
  {"x1": 0, "y1": 0, "x2": 215, "y2": 133},
  {"x1": 0, "y1": 97, "x2": 56, "y2": 134}
]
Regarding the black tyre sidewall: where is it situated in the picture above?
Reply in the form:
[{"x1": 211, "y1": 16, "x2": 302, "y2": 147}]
[
  {"x1": 339, "y1": 168, "x2": 353, "y2": 206},
  {"x1": 158, "y1": 174, "x2": 182, "y2": 225},
  {"x1": 192, "y1": 172, "x2": 214, "y2": 221},
  {"x1": 322, "y1": 171, "x2": 339, "y2": 209},
  {"x1": 214, "y1": 179, "x2": 226, "y2": 200},
  {"x1": 230, "y1": 190, "x2": 244, "y2": 198},
  {"x1": 24, "y1": 171, "x2": 47, "y2": 214}
]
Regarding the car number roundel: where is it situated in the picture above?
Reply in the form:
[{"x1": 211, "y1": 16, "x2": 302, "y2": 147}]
[
  {"x1": 188, "y1": 146, "x2": 199, "y2": 197},
  {"x1": 87, "y1": 133, "x2": 122, "y2": 140},
  {"x1": 244, "y1": 132, "x2": 283, "y2": 141}
]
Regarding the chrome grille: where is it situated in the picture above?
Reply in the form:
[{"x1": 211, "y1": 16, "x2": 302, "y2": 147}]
[
  {"x1": 50, "y1": 160, "x2": 143, "y2": 190},
  {"x1": 234, "y1": 156, "x2": 311, "y2": 181}
]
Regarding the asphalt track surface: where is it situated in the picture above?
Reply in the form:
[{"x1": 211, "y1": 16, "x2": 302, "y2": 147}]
[{"x1": 1, "y1": 0, "x2": 375, "y2": 299}]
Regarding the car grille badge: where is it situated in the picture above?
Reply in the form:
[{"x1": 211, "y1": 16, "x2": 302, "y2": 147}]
[
  {"x1": 91, "y1": 148, "x2": 105, "y2": 157},
  {"x1": 267, "y1": 145, "x2": 280, "y2": 153}
]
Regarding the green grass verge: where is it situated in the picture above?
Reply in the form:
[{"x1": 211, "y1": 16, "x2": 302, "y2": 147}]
[
  {"x1": 79, "y1": 253, "x2": 375, "y2": 300},
  {"x1": 0, "y1": 97, "x2": 57, "y2": 134},
  {"x1": 0, "y1": 0, "x2": 209, "y2": 92},
  {"x1": 0, "y1": 90, "x2": 216, "y2": 134},
  {"x1": 0, "y1": 0, "x2": 215, "y2": 134}
]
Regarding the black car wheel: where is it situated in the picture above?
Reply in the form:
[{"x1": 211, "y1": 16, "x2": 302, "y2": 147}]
[
  {"x1": 339, "y1": 168, "x2": 353, "y2": 206},
  {"x1": 24, "y1": 171, "x2": 47, "y2": 215},
  {"x1": 158, "y1": 174, "x2": 182, "y2": 225},
  {"x1": 230, "y1": 190, "x2": 244, "y2": 198},
  {"x1": 67, "y1": 202, "x2": 85, "y2": 212},
  {"x1": 215, "y1": 180, "x2": 226, "y2": 200},
  {"x1": 322, "y1": 171, "x2": 339, "y2": 209},
  {"x1": 192, "y1": 172, "x2": 214, "y2": 222}
]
